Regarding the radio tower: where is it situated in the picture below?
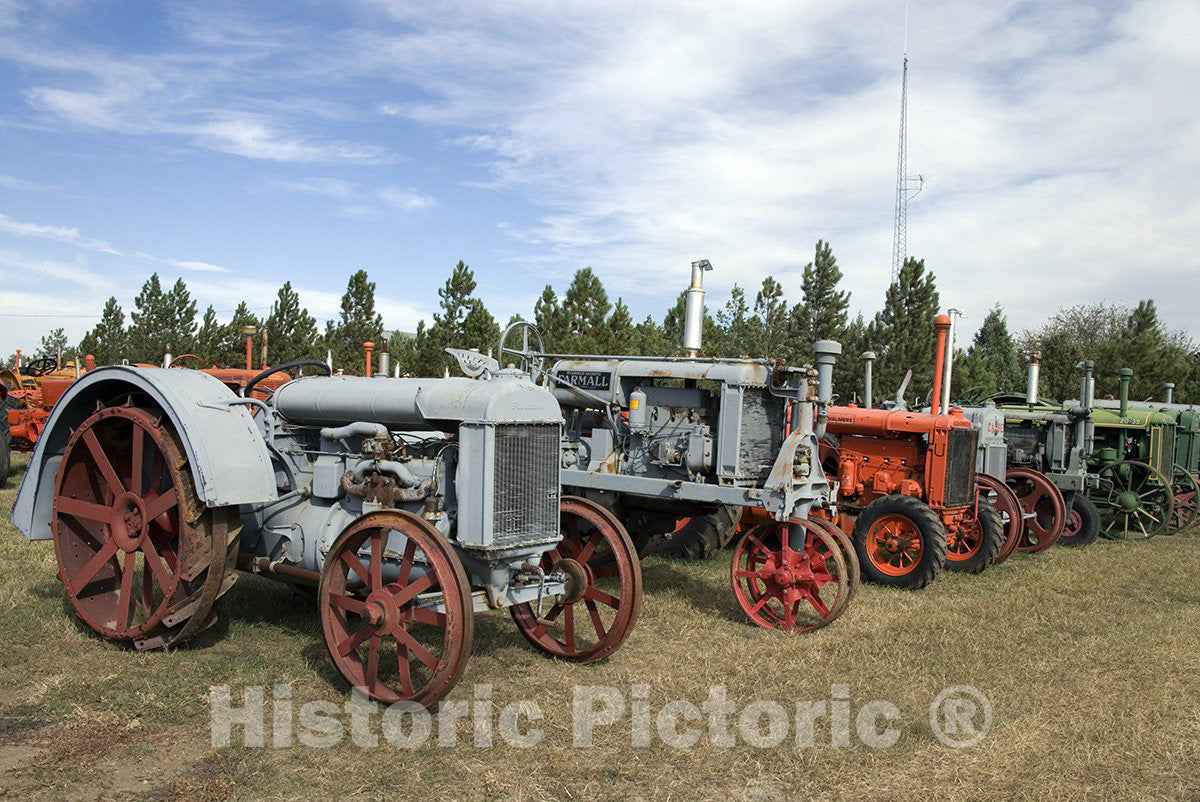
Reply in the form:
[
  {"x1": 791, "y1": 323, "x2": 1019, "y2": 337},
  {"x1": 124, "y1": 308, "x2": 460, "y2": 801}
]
[{"x1": 891, "y1": 9, "x2": 923, "y2": 282}]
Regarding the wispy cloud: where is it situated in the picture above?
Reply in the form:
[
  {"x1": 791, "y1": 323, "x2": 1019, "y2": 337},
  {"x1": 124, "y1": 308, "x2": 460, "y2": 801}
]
[
  {"x1": 0, "y1": 173, "x2": 44, "y2": 191},
  {"x1": 270, "y1": 177, "x2": 435, "y2": 217},
  {"x1": 0, "y1": 212, "x2": 120, "y2": 253},
  {"x1": 167, "y1": 259, "x2": 232, "y2": 274}
]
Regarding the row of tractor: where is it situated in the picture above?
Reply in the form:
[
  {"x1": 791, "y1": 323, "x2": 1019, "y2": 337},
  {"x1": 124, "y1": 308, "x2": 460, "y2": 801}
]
[{"x1": 4, "y1": 262, "x2": 1197, "y2": 708}]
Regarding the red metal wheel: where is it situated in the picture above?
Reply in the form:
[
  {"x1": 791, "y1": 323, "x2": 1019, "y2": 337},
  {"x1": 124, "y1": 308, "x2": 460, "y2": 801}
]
[
  {"x1": 319, "y1": 511, "x2": 474, "y2": 707},
  {"x1": 730, "y1": 518, "x2": 850, "y2": 633},
  {"x1": 977, "y1": 475, "x2": 1023, "y2": 564},
  {"x1": 52, "y1": 404, "x2": 238, "y2": 649},
  {"x1": 864, "y1": 513, "x2": 926, "y2": 575},
  {"x1": 1170, "y1": 465, "x2": 1198, "y2": 532},
  {"x1": 808, "y1": 514, "x2": 860, "y2": 604},
  {"x1": 510, "y1": 496, "x2": 642, "y2": 662},
  {"x1": 1005, "y1": 467, "x2": 1067, "y2": 553}
]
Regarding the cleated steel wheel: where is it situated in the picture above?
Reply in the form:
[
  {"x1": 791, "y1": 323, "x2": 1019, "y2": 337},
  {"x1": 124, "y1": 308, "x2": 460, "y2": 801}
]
[
  {"x1": 1005, "y1": 468, "x2": 1067, "y2": 553},
  {"x1": 319, "y1": 511, "x2": 474, "y2": 707},
  {"x1": 52, "y1": 403, "x2": 240, "y2": 650},
  {"x1": 809, "y1": 514, "x2": 861, "y2": 604},
  {"x1": 731, "y1": 518, "x2": 851, "y2": 633},
  {"x1": 510, "y1": 496, "x2": 642, "y2": 662},
  {"x1": 1092, "y1": 460, "x2": 1175, "y2": 540},
  {"x1": 1169, "y1": 465, "x2": 1199, "y2": 533}
]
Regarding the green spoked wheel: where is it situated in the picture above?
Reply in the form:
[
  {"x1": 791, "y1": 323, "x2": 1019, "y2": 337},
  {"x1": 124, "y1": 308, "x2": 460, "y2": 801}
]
[{"x1": 1092, "y1": 460, "x2": 1175, "y2": 541}]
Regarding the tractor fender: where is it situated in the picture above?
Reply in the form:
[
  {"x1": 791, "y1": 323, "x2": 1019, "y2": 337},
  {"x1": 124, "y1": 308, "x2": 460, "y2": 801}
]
[{"x1": 11, "y1": 365, "x2": 278, "y2": 541}]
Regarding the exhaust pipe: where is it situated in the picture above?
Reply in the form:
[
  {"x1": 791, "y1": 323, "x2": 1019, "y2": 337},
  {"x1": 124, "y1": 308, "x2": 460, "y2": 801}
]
[
  {"x1": 930, "y1": 315, "x2": 951, "y2": 415},
  {"x1": 378, "y1": 344, "x2": 390, "y2": 378},
  {"x1": 364, "y1": 341, "x2": 375, "y2": 378},
  {"x1": 1026, "y1": 350, "x2": 1042, "y2": 405},
  {"x1": 861, "y1": 351, "x2": 876, "y2": 409},
  {"x1": 941, "y1": 309, "x2": 960, "y2": 413},
  {"x1": 813, "y1": 340, "x2": 841, "y2": 438},
  {"x1": 1119, "y1": 368, "x2": 1132, "y2": 417},
  {"x1": 681, "y1": 259, "x2": 712, "y2": 357},
  {"x1": 1164, "y1": 382, "x2": 1175, "y2": 404},
  {"x1": 1079, "y1": 360, "x2": 1095, "y2": 455}
]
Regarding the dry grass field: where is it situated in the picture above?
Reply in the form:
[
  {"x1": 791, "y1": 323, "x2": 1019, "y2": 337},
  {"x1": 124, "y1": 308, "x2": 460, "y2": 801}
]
[{"x1": 2, "y1": 449, "x2": 1199, "y2": 801}]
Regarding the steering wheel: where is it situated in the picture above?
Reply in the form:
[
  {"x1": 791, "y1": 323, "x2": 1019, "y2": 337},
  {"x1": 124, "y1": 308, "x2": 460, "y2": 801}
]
[
  {"x1": 497, "y1": 321, "x2": 546, "y2": 382},
  {"x1": 169, "y1": 353, "x2": 202, "y2": 368},
  {"x1": 21, "y1": 356, "x2": 58, "y2": 377},
  {"x1": 243, "y1": 358, "x2": 332, "y2": 399}
]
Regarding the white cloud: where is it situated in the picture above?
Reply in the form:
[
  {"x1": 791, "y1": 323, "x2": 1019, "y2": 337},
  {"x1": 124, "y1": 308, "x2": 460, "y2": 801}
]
[
  {"x1": 0, "y1": 173, "x2": 43, "y2": 191},
  {"x1": 167, "y1": 259, "x2": 232, "y2": 274},
  {"x1": 270, "y1": 177, "x2": 435, "y2": 217},
  {"x1": 0, "y1": 212, "x2": 120, "y2": 254},
  {"x1": 378, "y1": 185, "x2": 435, "y2": 212}
]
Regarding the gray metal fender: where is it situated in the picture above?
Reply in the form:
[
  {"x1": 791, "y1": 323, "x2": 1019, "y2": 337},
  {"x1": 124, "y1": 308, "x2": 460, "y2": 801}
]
[{"x1": 11, "y1": 365, "x2": 279, "y2": 541}]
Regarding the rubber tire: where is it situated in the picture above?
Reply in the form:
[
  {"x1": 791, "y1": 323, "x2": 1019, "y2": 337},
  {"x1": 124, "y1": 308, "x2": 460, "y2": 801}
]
[
  {"x1": 945, "y1": 499, "x2": 1004, "y2": 574},
  {"x1": 657, "y1": 505, "x2": 744, "y2": 560},
  {"x1": 851, "y1": 495, "x2": 947, "y2": 590},
  {"x1": 0, "y1": 424, "x2": 9, "y2": 489},
  {"x1": 1059, "y1": 493, "x2": 1101, "y2": 547}
]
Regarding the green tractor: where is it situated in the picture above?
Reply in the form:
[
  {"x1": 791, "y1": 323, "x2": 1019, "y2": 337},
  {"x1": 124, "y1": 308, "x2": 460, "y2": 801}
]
[{"x1": 1092, "y1": 377, "x2": 1199, "y2": 533}]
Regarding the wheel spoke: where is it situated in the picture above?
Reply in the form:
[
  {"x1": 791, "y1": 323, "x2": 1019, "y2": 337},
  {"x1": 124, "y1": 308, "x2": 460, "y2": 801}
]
[
  {"x1": 397, "y1": 642, "x2": 413, "y2": 696},
  {"x1": 328, "y1": 593, "x2": 365, "y2": 615},
  {"x1": 69, "y1": 538, "x2": 119, "y2": 594},
  {"x1": 131, "y1": 425, "x2": 144, "y2": 495},
  {"x1": 394, "y1": 626, "x2": 438, "y2": 670},
  {"x1": 564, "y1": 604, "x2": 576, "y2": 652},
  {"x1": 585, "y1": 597, "x2": 605, "y2": 638},
  {"x1": 803, "y1": 586, "x2": 830, "y2": 618},
  {"x1": 365, "y1": 636, "x2": 380, "y2": 693},
  {"x1": 116, "y1": 553, "x2": 136, "y2": 630},
  {"x1": 576, "y1": 532, "x2": 603, "y2": 564},
  {"x1": 389, "y1": 573, "x2": 434, "y2": 607},
  {"x1": 411, "y1": 607, "x2": 446, "y2": 627},
  {"x1": 584, "y1": 586, "x2": 619, "y2": 609},
  {"x1": 57, "y1": 496, "x2": 112, "y2": 523},
  {"x1": 82, "y1": 429, "x2": 125, "y2": 496},
  {"x1": 144, "y1": 487, "x2": 178, "y2": 523},
  {"x1": 370, "y1": 533, "x2": 383, "y2": 592},
  {"x1": 336, "y1": 625, "x2": 374, "y2": 657},
  {"x1": 139, "y1": 535, "x2": 174, "y2": 591},
  {"x1": 397, "y1": 539, "x2": 415, "y2": 585},
  {"x1": 340, "y1": 550, "x2": 370, "y2": 585}
]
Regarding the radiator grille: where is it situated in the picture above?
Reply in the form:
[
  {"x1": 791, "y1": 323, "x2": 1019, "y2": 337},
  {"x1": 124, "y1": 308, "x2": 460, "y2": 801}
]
[
  {"x1": 492, "y1": 424, "x2": 561, "y2": 547},
  {"x1": 944, "y1": 427, "x2": 979, "y2": 507}
]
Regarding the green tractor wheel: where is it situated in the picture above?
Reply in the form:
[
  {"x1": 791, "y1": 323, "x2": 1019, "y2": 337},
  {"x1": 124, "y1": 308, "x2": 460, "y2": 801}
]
[
  {"x1": 1092, "y1": 460, "x2": 1175, "y2": 540},
  {"x1": 1170, "y1": 465, "x2": 1199, "y2": 533}
]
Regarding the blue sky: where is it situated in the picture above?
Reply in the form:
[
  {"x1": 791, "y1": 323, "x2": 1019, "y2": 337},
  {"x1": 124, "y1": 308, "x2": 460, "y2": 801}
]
[{"x1": 0, "y1": 0, "x2": 1197, "y2": 359}]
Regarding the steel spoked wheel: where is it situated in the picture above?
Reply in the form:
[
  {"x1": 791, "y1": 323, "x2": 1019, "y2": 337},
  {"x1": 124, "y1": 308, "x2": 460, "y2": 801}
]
[
  {"x1": 52, "y1": 404, "x2": 239, "y2": 649},
  {"x1": 978, "y1": 475, "x2": 1023, "y2": 564},
  {"x1": 809, "y1": 514, "x2": 861, "y2": 604},
  {"x1": 320, "y1": 511, "x2": 474, "y2": 707},
  {"x1": 731, "y1": 518, "x2": 850, "y2": 633},
  {"x1": 1093, "y1": 460, "x2": 1175, "y2": 541},
  {"x1": 1005, "y1": 467, "x2": 1067, "y2": 553},
  {"x1": 1169, "y1": 465, "x2": 1198, "y2": 533},
  {"x1": 511, "y1": 496, "x2": 642, "y2": 662}
]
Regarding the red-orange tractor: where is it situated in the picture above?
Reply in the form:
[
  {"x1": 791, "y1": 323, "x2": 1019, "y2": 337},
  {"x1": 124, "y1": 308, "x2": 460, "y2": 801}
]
[{"x1": 817, "y1": 316, "x2": 1003, "y2": 589}]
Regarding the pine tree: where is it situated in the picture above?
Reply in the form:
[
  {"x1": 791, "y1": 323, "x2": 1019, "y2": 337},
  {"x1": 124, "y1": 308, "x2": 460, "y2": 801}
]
[
  {"x1": 562, "y1": 268, "x2": 611, "y2": 348},
  {"x1": 791, "y1": 240, "x2": 850, "y2": 348},
  {"x1": 533, "y1": 285, "x2": 569, "y2": 353},
  {"x1": 606, "y1": 298, "x2": 635, "y2": 354},
  {"x1": 411, "y1": 261, "x2": 497, "y2": 376},
  {"x1": 78, "y1": 297, "x2": 127, "y2": 366},
  {"x1": 195, "y1": 306, "x2": 224, "y2": 366},
  {"x1": 163, "y1": 278, "x2": 198, "y2": 356},
  {"x1": 220, "y1": 302, "x2": 262, "y2": 369},
  {"x1": 327, "y1": 270, "x2": 384, "y2": 374},
  {"x1": 833, "y1": 313, "x2": 868, "y2": 404},
  {"x1": 866, "y1": 257, "x2": 941, "y2": 405},
  {"x1": 126, "y1": 274, "x2": 173, "y2": 363},
  {"x1": 752, "y1": 276, "x2": 788, "y2": 358},
  {"x1": 953, "y1": 305, "x2": 1024, "y2": 400},
  {"x1": 36, "y1": 327, "x2": 77, "y2": 366},
  {"x1": 716, "y1": 285, "x2": 752, "y2": 358},
  {"x1": 266, "y1": 281, "x2": 321, "y2": 364}
]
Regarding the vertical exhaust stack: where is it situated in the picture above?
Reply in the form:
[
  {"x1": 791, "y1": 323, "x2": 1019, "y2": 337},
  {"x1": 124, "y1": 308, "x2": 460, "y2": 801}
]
[
  {"x1": 813, "y1": 340, "x2": 841, "y2": 438},
  {"x1": 1164, "y1": 382, "x2": 1175, "y2": 404},
  {"x1": 364, "y1": 342, "x2": 375, "y2": 378},
  {"x1": 242, "y1": 325, "x2": 257, "y2": 371},
  {"x1": 861, "y1": 351, "x2": 876, "y2": 408},
  {"x1": 1078, "y1": 360, "x2": 1096, "y2": 455},
  {"x1": 1026, "y1": 350, "x2": 1042, "y2": 406},
  {"x1": 162, "y1": 348, "x2": 172, "y2": 369},
  {"x1": 378, "y1": 343, "x2": 390, "y2": 378},
  {"x1": 681, "y1": 259, "x2": 713, "y2": 357},
  {"x1": 941, "y1": 309, "x2": 961, "y2": 413},
  {"x1": 260, "y1": 328, "x2": 269, "y2": 370},
  {"x1": 930, "y1": 315, "x2": 951, "y2": 415},
  {"x1": 1119, "y1": 368, "x2": 1132, "y2": 417}
]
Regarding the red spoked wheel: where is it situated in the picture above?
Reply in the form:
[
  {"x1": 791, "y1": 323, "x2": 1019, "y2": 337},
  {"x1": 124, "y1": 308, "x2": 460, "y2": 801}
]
[
  {"x1": 319, "y1": 511, "x2": 474, "y2": 707},
  {"x1": 731, "y1": 518, "x2": 850, "y2": 633},
  {"x1": 52, "y1": 403, "x2": 239, "y2": 650},
  {"x1": 1170, "y1": 465, "x2": 1199, "y2": 533},
  {"x1": 978, "y1": 475, "x2": 1023, "y2": 564},
  {"x1": 510, "y1": 496, "x2": 642, "y2": 662},
  {"x1": 808, "y1": 513, "x2": 861, "y2": 604},
  {"x1": 1005, "y1": 467, "x2": 1067, "y2": 553}
]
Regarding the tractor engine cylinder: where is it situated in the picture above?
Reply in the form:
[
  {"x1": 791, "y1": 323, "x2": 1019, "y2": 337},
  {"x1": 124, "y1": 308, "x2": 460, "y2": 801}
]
[
  {"x1": 681, "y1": 259, "x2": 712, "y2": 356},
  {"x1": 1026, "y1": 351, "x2": 1042, "y2": 405},
  {"x1": 861, "y1": 351, "x2": 876, "y2": 409},
  {"x1": 1164, "y1": 382, "x2": 1175, "y2": 404}
]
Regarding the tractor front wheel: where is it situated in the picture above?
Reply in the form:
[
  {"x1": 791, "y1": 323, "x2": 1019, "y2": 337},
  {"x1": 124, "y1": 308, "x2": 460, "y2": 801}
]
[
  {"x1": 946, "y1": 499, "x2": 1004, "y2": 574},
  {"x1": 851, "y1": 495, "x2": 947, "y2": 590},
  {"x1": 657, "y1": 505, "x2": 744, "y2": 560},
  {"x1": 1059, "y1": 493, "x2": 1101, "y2": 547}
]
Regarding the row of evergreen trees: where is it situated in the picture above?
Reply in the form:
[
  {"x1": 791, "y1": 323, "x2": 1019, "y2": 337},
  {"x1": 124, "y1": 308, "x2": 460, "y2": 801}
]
[{"x1": 19, "y1": 242, "x2": 1199, "y2": 404}]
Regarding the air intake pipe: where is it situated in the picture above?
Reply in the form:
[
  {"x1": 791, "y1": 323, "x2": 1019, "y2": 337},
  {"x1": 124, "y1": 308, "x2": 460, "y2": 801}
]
[
  {"x1": 1119, "y1": 368, "x2": 1132, "y2": 417},
  {"x1": 1026, "y1": 350, "x2": 1041, "y2": 405},
  {"x1": 930, "y1": 315, "x2": 951, "y2": 415},
  {"x1": 1164, "y1": 382, "x2": 1175, "y2": 404},
  {"x1": 813, "y1": 340, "x2": 841, "y2": 438},
  {"x1": 681, "y1": 259, "x2": 712, "y2": 356},
  {"x1": 861, "y1": 351, "x2": 876, "y2": 409}
]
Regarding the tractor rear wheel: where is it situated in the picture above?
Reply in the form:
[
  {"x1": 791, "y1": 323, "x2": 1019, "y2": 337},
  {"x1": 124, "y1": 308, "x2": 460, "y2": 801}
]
[
  {"x1": 1169, "y1": 465, "x2": 1199, "y2": 533},
  {"x1": 1006, "y1": 468, "x2": 1067, "y2": 553},
  {"x1": 1093, "y1": 460, "x2": 1174, "y2": 540},
  {"x1": 51, "y1": 403, "x2": 240, "y2": 650},
  {"x1": 978, "y1": 475, "x2": 1023, "y2": 565},
  {"x1": 657, "y1": 505, "x2": 744, "y2": 560},
  {"x1": 1059, "y1": 493, "x2": 1101, "y2": 547},
  {"x1": 851, "y1": 495, "x2": 947, "y2": 590},
  {"x1": 946, "y1": 499, "x2": 1004, "y2": 574}
]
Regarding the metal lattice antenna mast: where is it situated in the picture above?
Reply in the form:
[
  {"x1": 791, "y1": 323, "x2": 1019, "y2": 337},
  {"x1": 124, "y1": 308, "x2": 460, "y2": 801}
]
[{"x1": 891, "y1": 7, "x2": 923, "y2": 283}]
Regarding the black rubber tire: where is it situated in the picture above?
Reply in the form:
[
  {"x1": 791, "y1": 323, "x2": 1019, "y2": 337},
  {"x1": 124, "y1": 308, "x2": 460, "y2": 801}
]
[
  {"x1": 0, "y1": 424, "x2": 9, "y2": 489},
  {"x1": 1059, "y1": 493, "x2": 1101, "y2": 547},
  {"x1": 851, "y1": 495, "x2": 947, "y2": 590},
  {"x1": 945, "y1": 499, "x2": 1004, "y2": 574},
  {"x1": 657, "y1": 505, "x2": 744, "y2": 560}
]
